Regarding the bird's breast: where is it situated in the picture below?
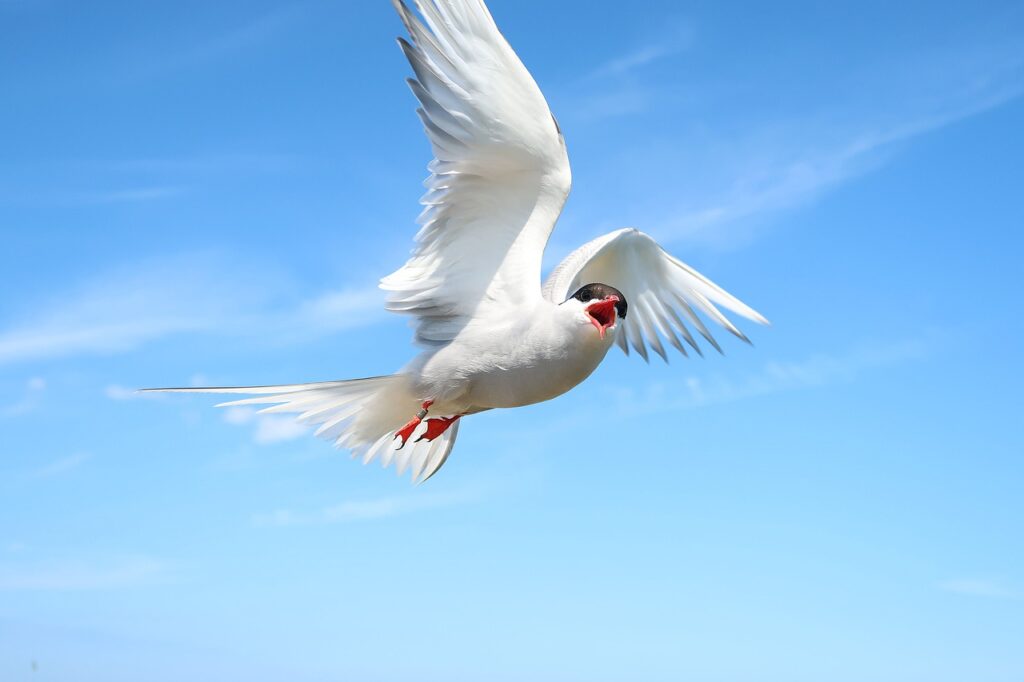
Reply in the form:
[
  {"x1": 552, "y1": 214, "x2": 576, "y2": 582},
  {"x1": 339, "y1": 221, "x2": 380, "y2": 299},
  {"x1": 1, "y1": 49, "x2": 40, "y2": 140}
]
[{"x1": 416, "y1": 313, "x2": 615, "y2": 411}]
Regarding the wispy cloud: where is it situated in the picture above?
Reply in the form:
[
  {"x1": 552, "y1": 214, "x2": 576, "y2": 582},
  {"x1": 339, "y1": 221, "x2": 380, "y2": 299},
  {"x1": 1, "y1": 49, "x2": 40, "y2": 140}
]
[
  {"x1": 94, "y1": 153, "x2": 301, "y2": 176},
  {"x1": 0, "y1": 255, "x2": 386, "y2": 367},
  {"x1": 568, "y1": 23, "x2": 694, "y2": 121},
  {"x1": 280, "y1": 287, "x2": 387, "y2": 341},
  {"x1": 604, "y1": 338, "x2": 930, "y2": 416},
  {"x1": 657, "y1": 79, "x2": 1024, "y2": 247},
  {"x1": 563, "y1": 25, "x2": 1024, "y2": 248},
  {"x1": 121, "y1": 7, "x2": 302, "y2": 82},
  {"x1": 0, "y1": 152, "x2": 301, "y2": 208},
  {"x1": 222, "y1": 407, "x2": 309, "y2": 446},
  {"x1": 0, "y1": 555, "x2": 171, "y2": 591},
  {"x1": 252, "y1": 489, "x2": 480, "y2": 527},
  {"x1": 107, "y1": 373, "x2": 222, "y2": 401},
  {"x1": 105, "y1": 384, "x2": 158, "y2": 401},
  {"x1": 586, "y1": 24, "x2": 694, "y2": 80},
  {"x1": 938, "y1": 578, "x2": 1021, "y2": 600},
  {"x1": 0, "y1": 257, "x2": 236, "y2": 366},
  {"x1": 29, "y1": 452, "x2": 92, "y2": 479},
  {"x1": 2, "y1": 376, "x2": 45, "y2": 417},
  {"x1": 0, "y1": 184, "x2": 187, "y2": 207},
  {"x1": 76, "y1": 186, "x2": 186, "y2": 205}
]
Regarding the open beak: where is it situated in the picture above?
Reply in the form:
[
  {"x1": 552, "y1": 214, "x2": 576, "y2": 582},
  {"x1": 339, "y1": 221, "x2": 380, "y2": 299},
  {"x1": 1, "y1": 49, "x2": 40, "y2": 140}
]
[{"x1": 585, "y1": 296, "x2": 619, "y2": 338}]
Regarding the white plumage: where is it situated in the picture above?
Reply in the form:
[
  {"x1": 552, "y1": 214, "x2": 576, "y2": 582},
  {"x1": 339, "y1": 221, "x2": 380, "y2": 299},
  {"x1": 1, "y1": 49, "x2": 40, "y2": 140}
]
[
  {"x1": 543, "y1": 228, "x2": 768, "y2": 361},
  {"x1": 147, "y1": 0, "x2": 768, "y2": 483},
  {"x1": 381, "y1": 0, "x2": 571, "y2": 347}
]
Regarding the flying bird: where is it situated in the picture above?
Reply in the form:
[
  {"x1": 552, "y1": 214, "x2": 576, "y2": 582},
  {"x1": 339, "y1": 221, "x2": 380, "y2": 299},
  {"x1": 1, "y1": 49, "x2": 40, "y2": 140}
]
[{"x1": 148, "y1": 0, "x2": 768, "y2": 482}]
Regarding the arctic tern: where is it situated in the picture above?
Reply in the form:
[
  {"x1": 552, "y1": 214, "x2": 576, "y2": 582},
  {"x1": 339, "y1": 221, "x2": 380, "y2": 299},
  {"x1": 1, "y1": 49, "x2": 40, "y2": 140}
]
[{"x1": 148, "y1": 0, "x2": 768, "y2": 482}]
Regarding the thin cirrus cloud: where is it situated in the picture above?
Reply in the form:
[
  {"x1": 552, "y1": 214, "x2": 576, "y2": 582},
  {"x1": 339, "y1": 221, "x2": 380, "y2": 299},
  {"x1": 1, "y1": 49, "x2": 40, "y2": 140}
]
[
  {"x1": 565, "y1": 26, "x2": 1024, "y2": 250},
  {"x1": 603, "y1": 337, "x2": 932, "y2": 416},
  {"x1": 95, "y1": 153, "x2": 302, "y2": 177},
  {"x1": 73, "y1": 186, "x2": 187, "y2": 205},
  {"x1": 0, "y1": 555, "x2": 170, "y2": 591},
  {"x1": 556, "y1": 21, "x2": 695, "y2": 121},
  {"x1": 117, "y1": 6, "x2": 304, "y2": 83},
  {"x1": 222, "y1": 406, "x2": 309, "y2": 446},
  {"x1": 657, "y1": 76, "x2": 1024, "y2": 248},
  {"x1": 0, "y1": 152, "x2": 301, "y2": 209},
  {"x1": 105, "y1": 384, "x2": 162, "y2": 401},
  {"x1": 1, "y1": 376, "x2": 46, "y2": 417},
  {"x1": 28, "y1": 452, "x2": 93, "y2": 479},
  {"x1": 0, "y1": 255, "x2": 386, "y2": 367},
  {"x1": 252, "y1": 489, "x2": 481, "y2": 528},
  {"x1": 508, "y1": 336, "x2": 934, "y2": 444},
  {"x1": 937, "y1": 578, "x2": 1021, "y2": 600},
  {"x1": 0, "y1": 185, "x2": 190, "y2": 207},
  {"x1": 584, "y1": 23, "x2": 695, "y2": 81}
]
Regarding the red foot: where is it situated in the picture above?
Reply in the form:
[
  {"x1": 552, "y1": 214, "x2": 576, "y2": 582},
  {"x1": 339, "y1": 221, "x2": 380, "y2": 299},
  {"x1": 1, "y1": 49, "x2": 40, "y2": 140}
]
[
  {"x1": 394, "y1": 400, "x2": 436, "y2": 450},
  {"x1": 393, "y1": 416, "x2": 421, "y2": 450},
  {"x1": 415, "y1": 415, "x2": 460, "y2": 443}
]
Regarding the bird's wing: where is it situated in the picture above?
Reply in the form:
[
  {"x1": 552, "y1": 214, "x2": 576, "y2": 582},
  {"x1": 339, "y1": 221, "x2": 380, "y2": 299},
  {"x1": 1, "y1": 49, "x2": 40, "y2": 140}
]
[
  {"x1": 382, "y1": 0, "x2": 572, "y2": 346},
  {"x1": 543, "y1": 228, "x2": 769, "y2": 361}
]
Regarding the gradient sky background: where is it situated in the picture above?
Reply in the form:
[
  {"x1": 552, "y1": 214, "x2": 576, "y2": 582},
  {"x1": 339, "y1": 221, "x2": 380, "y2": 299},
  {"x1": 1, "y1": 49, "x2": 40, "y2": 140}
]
[{"x1": 2, "y1": 1, "x2": 1023, "y2": 680}]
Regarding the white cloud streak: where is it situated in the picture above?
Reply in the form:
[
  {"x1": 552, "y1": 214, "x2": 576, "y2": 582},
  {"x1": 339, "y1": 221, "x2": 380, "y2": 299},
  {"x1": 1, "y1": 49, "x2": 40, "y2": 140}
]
[
  {"x1": 29, "y1": 452, "x2": 92, "y2": 479},
  {"x1": 105, "y1": 384, "x2": 156, "y2": 401},
  {"x1": 0, "y1": 258, "x2": 233, "y2": 365},
  {"x1": 604, "y1": 338, "x2": 930, "y2": 416},
  {"x1": 1, "y1": 376, "x2": 45, "y2": 417},
  {"x1": 0, "y1": 255, "x2": 386, "y2": 367},
  {"x1": 95, "y1": 153, "x2": 301, "y2": 176},
  {"x1": 222, "y1": 406, "x2": 309, "y2": 446},
  {"x1": 568, "y1": 25, "x2": 694, "y2": 121},
  {"x1": 938, "y1": 578, "x2": 1021, "y2": 600},
  {"x1": 74, "y1": 186, "x2": 186, "y2": 205},
  {"x1": 658, "y1": 80, "x2": 1024, "y2": 247},
  {"x1": 565, "y1": 24, "x2": 1024, "y2": 248},
  {"x1": 586, "y1": 24, "x2": 694, "y2": 80},
  {"x1": 0, "y1": 151, "x2": 306, "y2": 209},
  {"x1": 121, "y1": 7, "x2": 301, "y2": 83},
  {"x1": 0, "y1": 555, "x2": 170, "y2": 591},
  {"x1": 273, "y1": 287, "x2": 387, "y2": 343},
  {"x1": 252, "y1": 489, "x2": 479, "y2": 527}
]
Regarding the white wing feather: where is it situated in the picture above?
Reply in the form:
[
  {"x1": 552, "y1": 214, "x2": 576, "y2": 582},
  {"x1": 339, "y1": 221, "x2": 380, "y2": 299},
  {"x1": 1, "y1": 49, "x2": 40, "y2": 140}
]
[
  {"x1": 382, "y1": 0, "x2": 572, "y2": 346},
  {"x1": 543, "y1": 229, "x2": 769, "y2": 361}
]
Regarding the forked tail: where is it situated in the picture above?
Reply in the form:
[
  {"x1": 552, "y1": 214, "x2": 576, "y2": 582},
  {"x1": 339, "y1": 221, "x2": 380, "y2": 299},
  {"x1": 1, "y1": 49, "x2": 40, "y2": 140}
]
[{"x1": 144, "y1": 375, "x2": 460, "y2": 483}]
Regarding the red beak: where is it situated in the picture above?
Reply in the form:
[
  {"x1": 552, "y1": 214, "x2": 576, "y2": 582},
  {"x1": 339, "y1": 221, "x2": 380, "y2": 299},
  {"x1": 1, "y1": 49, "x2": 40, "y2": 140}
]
[{"x1": 585, "y1": 296, "x2": 619, "y2": 338}]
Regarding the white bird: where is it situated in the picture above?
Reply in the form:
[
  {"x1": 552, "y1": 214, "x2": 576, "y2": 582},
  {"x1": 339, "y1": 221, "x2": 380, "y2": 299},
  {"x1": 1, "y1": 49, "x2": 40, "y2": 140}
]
[{"x1": 148, "y1": 0, "x2": 768, "y2": 482}]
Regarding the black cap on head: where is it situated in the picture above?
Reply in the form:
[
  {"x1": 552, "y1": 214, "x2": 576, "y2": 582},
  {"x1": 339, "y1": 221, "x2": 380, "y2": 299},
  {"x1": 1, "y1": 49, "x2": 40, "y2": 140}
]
[{"x1": 570, "y1": 283, "x2": 628, "y2": 319}]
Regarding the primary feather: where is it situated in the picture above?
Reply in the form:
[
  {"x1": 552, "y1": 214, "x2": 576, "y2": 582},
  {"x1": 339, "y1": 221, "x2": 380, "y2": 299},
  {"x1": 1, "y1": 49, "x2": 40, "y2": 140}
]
[
  {"x1": 543, "y1": 228, "x2": 769, "y2": 361},
  {"x1": 381, "y1": 0, "x2": 572, "y2": 346}
]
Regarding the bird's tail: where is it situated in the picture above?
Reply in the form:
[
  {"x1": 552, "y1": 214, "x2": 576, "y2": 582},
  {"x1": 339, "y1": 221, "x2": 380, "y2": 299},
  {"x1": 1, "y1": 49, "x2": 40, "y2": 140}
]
[{"x1": 143, "y1": 375, "x2": 460, "y2": 483}]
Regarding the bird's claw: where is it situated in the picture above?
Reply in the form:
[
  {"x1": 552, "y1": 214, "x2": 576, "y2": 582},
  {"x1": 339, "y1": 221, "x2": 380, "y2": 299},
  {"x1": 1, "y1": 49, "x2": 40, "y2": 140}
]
[
  {"x1": 415, "y1": 416, "x2": 459, "y2": 443},
  {"x1": 393, "y1": 416, "x2": 422, "y2": 450},
  {"x1": 394, "y1": 399, "x2": 437, "y2": 449}
]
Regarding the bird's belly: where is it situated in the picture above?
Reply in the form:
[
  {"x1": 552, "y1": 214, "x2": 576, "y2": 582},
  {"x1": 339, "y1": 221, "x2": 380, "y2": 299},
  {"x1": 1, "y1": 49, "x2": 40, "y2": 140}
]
[
  {"x1": 452, "y1": 335, "x2": 611, "y2": 410},
  {"x1": 470, "y1": 360, "x2": 596, "y2": 408}
]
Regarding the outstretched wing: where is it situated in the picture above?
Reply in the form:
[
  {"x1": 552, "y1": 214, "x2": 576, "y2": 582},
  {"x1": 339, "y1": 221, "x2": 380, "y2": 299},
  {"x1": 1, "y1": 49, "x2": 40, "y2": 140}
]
[
  {"x1": 543, "y1": 228, "x2": 769, "y2": 361},
  {"x1": 382, "y1": 0, "x2": 572, "y2": 346}
]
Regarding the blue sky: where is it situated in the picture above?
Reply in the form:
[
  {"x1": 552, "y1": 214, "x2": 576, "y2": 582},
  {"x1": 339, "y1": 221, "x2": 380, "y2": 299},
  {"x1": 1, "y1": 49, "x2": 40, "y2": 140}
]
[{"x1": 2, "y1": 0, "x2": 1023, "y2": 679}]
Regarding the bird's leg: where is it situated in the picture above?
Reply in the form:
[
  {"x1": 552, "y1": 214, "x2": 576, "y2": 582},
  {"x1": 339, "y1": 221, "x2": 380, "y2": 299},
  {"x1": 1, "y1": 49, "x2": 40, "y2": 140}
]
[
  {"x1": 394, "y1": 400, "x2": 434, "y2": 450},
  {"x1": 415, "y1": 415, "x2": 461, "y2": 443}
]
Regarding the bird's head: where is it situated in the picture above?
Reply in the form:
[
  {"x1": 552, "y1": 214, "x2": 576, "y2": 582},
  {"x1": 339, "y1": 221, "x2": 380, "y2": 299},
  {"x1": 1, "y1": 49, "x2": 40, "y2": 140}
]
[{"x1": 565, "y1": 283, "x2": 628, "y2": 339}]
